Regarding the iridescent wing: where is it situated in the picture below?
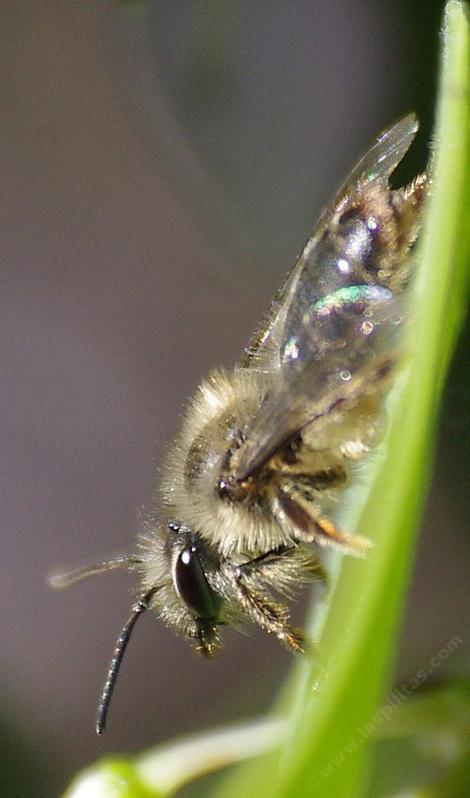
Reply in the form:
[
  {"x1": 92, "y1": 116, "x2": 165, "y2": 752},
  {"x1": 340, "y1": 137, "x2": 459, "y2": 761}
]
[
  {"x1": 243, "y1": 113, "x2": 418, "y2": 372},
  {"x1": 233, "y1": 115, "x2": 419, "y2": 480}
]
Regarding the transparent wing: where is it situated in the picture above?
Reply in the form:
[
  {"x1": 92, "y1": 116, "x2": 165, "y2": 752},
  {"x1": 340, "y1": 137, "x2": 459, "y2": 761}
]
[
  {"x1": 233, "y1": 286, "x2": 403, "y2": 479},
  {"x1": 333, "y1": 112, "x2": 418, "y2": 203},
  {"x1": 234, "y1": 115, "x2": 418, "y2": 479},
  {"x1": 244, "y1": 114, "x2": 418, "y2": 372}
]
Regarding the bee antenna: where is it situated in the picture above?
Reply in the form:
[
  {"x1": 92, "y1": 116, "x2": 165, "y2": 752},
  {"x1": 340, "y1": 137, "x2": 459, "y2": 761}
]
[
  {"x1": 96, "y1": 585, "x2": 160, "y2": 735},
  {"x1": 48, "y1": 556, "x2": 141, "y2": 590}
]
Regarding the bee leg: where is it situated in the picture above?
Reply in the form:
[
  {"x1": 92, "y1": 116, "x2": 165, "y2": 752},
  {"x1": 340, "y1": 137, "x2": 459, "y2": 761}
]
[
  {"x1": 312, "y1": 515, "x2": 371, "y2": 553},
  {"x1": 276, "y1": 485, "x2": 371, "y2": 555},
  {"x1": 237, "y1": 545, "x2": 327, "y2": 589},
  {"x1": 228, "y1": 568, "x2": 304, "y2": 653},
  {"x1": 235, "y1": 545, "x2": 295, "y2": 574}
]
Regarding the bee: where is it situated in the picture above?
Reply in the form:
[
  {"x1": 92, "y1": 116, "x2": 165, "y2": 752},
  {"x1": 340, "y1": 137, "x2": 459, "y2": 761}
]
[{"x1": 50, "y1": 114, "x2": 427, "y2": 734}]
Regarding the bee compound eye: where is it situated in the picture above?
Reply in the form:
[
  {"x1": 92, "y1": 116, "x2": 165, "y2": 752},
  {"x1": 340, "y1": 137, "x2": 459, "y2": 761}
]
[{"x1": 173, "y1": 547, "x2": 219, "y2": 620}]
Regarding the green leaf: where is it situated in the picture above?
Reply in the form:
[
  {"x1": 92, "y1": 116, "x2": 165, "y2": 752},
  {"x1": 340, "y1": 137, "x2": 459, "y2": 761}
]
[
  {"x1": 376, "y1": 677, "x2": 470, "y2": 741},
  {"x1": 367, "y1": 679, "x2": 470, "y2": 797},
  {"x1": 63, "y1": 759, "x2": 158, "y2": 798},
  {"x1": 61, "y1": 719, "x2": 285, "y2": 798}
]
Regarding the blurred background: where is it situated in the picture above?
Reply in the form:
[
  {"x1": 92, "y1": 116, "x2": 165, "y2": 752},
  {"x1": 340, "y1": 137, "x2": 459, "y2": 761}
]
[{"x1": 1, "y1": 1, "x2": 468, "y2": 795}]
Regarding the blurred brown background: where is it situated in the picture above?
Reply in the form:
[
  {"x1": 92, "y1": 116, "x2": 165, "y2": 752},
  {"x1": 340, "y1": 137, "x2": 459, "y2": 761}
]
[{"x1": 1, "y1": 1, "x2": 468, "y2": 796}]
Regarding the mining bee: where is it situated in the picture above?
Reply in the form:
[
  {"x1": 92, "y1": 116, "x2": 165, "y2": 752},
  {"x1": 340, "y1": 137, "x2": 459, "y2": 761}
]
[{"x1": 50, "y1": 114, "x2": 427, "y2": 733}]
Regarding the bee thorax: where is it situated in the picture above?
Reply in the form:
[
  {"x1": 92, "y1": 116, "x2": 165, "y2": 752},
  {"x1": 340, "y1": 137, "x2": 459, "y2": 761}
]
[
  {"x1": 217, "y1": 474, "x2": 256, "y2": 504},
  {"x1": 158, "y1": 369, "x2": 287, "y2": 554}
]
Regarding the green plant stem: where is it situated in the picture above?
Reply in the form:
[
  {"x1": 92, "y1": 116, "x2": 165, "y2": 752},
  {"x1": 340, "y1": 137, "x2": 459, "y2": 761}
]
[{"x1": 63, "y1": 717, "x2": 286, "y2": 798}]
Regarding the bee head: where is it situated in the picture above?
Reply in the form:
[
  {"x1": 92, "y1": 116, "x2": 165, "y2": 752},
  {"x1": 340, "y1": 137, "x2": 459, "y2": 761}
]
[{"x1": 168, "y1": 521, "x2": 221, "y2": 625}]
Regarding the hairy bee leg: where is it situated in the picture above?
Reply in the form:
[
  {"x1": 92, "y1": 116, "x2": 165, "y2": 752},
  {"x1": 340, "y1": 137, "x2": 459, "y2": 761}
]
[
  {"x1": 236, "y1": 545, "x2": 327, "y2": 595},
  {"x1": 228, "y1": 572, "x2": 304, "y2": 653},
  {"x1": 276, "y1": 486, "x2": 371, "y2": 554},
  {"x1": 312, "y1": 516, "x2": 371, "y2": 553},
  {"x1": 235, "y1": 545, "x2": 295, "y2": 576}
]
